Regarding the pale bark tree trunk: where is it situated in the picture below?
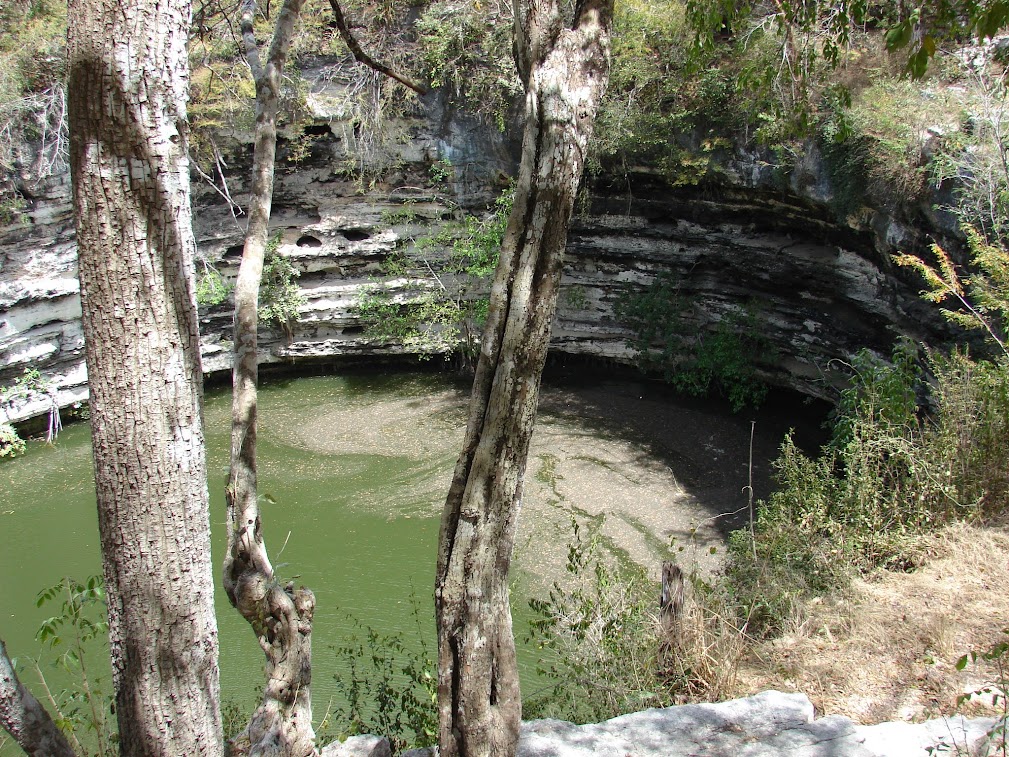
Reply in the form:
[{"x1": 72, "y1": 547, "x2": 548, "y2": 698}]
[
  {"x1": 67, "y1": 0, "x2": 224, "y2": 754},
  {"x1": 434, "y1": 2, "x2": 613, "y2": 755},
  {"x1": 222, "y1": 1, "x2": 316, "y2": 755},
  {"x1": 0, "y1": 639, "x2": 77, "y2": 757}
]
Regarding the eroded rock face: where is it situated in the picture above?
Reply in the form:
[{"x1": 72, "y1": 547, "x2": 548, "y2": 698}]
[{"x1": 0, "y1": 70, "x2": 959, "y2": 422}]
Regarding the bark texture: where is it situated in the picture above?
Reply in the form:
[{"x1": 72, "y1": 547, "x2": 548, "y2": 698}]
[
  {"x1": 0, "y1": 639, "x2": 77, "y2": 757},
  {"x1": 67, "y1": 0, "x2": 224, "y2": 754},
  {"x1": 434, "y1": 2, "x2": 613, "y2": 755},
  {"x1": 223, "y1": 1, "x2": 316, "y2": 755}
]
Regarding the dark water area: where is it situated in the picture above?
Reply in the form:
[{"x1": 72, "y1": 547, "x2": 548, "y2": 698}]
[{"x1": 0, "y1": 367, "x2": 828, "y2": 749}]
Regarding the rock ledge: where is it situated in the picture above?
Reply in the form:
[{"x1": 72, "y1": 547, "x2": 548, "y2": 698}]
[{"x1": 329, "y1": 690, "x2": 1000, "y2": 757}]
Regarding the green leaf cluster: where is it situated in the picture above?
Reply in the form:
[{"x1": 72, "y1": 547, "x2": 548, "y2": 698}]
[
  {"x1": 615, "y1": 274, "x2": 770, "y2": 411},
  {"x1": 329, "y1": 603, "x2": 437, "y2": 753},
  {"x1": 33, "y1": 575, "x2": 116, "y2": 756},
  {"x1": 524, "y1": 520, "x2": 675, "y2": 724},
  {"x1": 0, "y1": 422, "x2": 26, "y2": 458},
  {"x1": 260, "y1": 242, "x2": 306, "y2": 334},
  {"x1": 196, "y1": 264, "x2": 233, "y2": 308},
  {"x1": 354, "y1": 188, "x2": 512, "y2": 362},
  {"x1": 727, "y1": 341, "x2": 1009, "y2": 637},
  {"x1": 415, "y1": 1, "x2": 521, "y2": 129}
]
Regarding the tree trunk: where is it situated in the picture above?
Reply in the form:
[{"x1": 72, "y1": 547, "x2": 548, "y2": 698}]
[
  {"x1": 222, "y1": 1, "x2": 316, "y2": 754},
  {"x1": 67, "y1": 0, "x2": 224, "y2": 754},
  {"x1": 0, "y1": 639, "x2": 77, "y2": 757},
  {"x1": 434, "y1": 2, "x2": 613, "y2": 755}
]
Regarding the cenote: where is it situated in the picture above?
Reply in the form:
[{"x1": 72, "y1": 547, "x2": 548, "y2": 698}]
[{"x1": 0, "y1": 366, "x2": 820, "y2": 736}]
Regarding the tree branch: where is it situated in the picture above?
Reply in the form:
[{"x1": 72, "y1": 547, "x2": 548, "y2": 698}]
[
  {"x1": 327, "y1": 0, "x2": 428, "y2": 95},
  {"x1": 0, "y1": 639, "x2": 77, "y2": 757}
]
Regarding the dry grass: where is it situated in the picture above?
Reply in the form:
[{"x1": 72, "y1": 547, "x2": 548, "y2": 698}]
[{"x1": 730, "y1": 516, "x2": 1009, "y2": 724}]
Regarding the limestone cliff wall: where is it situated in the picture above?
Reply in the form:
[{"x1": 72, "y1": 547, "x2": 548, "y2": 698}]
[{"x1": 0, "y1": 69, "x2": 959, "y2": 423}]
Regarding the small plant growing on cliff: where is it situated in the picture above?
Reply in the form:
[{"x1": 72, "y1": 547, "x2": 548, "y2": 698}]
[
  {"x1": 615, "y1": 275, "x2": 769, "y2": 411},
  {"x1": 894, "y1": 226, "x2": 1009, "y2": 359},
  {"x1": 354, "y1": 188, "x2": 512, "y2": 365},
  {"x1": 1, "y1": 367, "x2": 60, "y2": 454},
  {"x1": 195, "y1": 263, "x2": 232, "y2": 308},
  {"x1": 259, "y1": 237, "x2": 305, "y2": 334},
  {"x1": 0, "y1": 422, "x2": 25, "y2": 458}
]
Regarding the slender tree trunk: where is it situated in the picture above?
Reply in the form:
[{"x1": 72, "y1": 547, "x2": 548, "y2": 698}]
[
  {"x1": 222, "y1": 1, "x2": 316, "y2": 754},
  {"x1": 434, "y1": 2, "x2": 613, "y2": 755},
  {"x1": 67, "y1": 0, "x2": 224, "y2": 754},
  {"x1": 0, "y1": 639, "x2": 76, "y2": 757}
]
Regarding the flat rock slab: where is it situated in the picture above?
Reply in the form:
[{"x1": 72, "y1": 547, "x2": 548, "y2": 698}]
[
  {"x1": 519, "y1": 691, "x2": 999, "y2": 757},
  {"x1": 399, "y1": 690, "x2": 1000, "y2": 756}
]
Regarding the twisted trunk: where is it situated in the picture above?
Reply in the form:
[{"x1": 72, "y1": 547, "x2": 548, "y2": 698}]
[
  {"x1": 434, "y1": 2, "x2": 613, "y2": 755},
  {"x1": 222, "y1": 0, "x2": 315, "y2": 754}
]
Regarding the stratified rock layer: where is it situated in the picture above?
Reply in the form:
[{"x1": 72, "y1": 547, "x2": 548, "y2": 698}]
[{"x1": 0, "y1": 68, "x2": 962, "y2": 421}]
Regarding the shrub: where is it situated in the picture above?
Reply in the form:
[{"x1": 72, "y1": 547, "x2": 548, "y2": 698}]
[
  {"x1": 32, "y1": 576, "x2": 116, "y2": 756},
  {"x1": 329, "y1": 610, "x2": 437, "y2": 753},
  {"x1": 260, "y1": 241, "x2": 305, "y2": 334},
  {"x1": 524, "y1": 520, "x2": 744, "y2": 722},
  {"x1": 0, "y1": 421, "x2": 26, "y2": 458},
  {"x1": 354, "y1": 188, "x2": 512, "y2": 364},
  {"x1": 726, "y1": 338, "x2": 1009, "y2": 637},
  {"x1": 195, "y1": 264, "x2": 232, "y2": 308},
  {"x1": 615, "y1": 275, "x2": 770, "y2": 411}
]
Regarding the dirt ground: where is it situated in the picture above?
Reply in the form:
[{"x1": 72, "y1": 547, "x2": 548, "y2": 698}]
[{"x1": 732, "y1": 516, "x2": 1009, "y2": 724}]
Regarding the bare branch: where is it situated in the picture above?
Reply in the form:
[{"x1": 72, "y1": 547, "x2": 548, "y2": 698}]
[
  {"x1": 0, "y1": 639, "x2": 77, "y2": 757},
  {"x1": 327, "y1": 0, "x2": 428, "y2": 95}
]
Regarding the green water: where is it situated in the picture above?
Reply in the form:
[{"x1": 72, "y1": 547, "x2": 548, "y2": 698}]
[
  {"x1": 2, "y1": 367, "x2": 809, "y2": 751},
  {"x1": 0, "y1": 371, "x2": 478, "y2": 731}
]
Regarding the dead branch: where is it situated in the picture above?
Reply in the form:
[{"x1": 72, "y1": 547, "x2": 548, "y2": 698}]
[{"x1": 326, "y1": 0, "x2": 428, "y2": 95}]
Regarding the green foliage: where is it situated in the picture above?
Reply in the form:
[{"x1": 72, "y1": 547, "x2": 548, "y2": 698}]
[
  {"x1": 329, "y1": 607, "x2": 437, "y2": 753},
  {"x1": 956, "y1": 629, "x2": 1008, "y2": 757},
  {"x1": 525, "y1": 520, "x2": 743, "y2": 722},
  {"x1": 0, "y1": 0, "x2": 67, "y2": 207},
  {"x1": 355, "y1": 286, "x2": 469, "y2": 356},
  {"x1": 829, "y1": 337, "x2": 920, "y2": 449},
  {"x1": 1, "y1": 368, "x2": 60, "y2": 454},
  {"x1": 687, "y1": 0, "x2": 1007, "y2": 79},
  {"x1": 415, "y1": 1, "x2": 521, "y2": 129},
  {"x1": 895, "y1": 228, "x2": 1009, "y2": 358},
  {"x1": 355, "y1": 188, "x2": 512, "y2": 362},
  {"x1": 260, "y1": 240, "x2": 305, "y2": 334},
  {"x1": 615, "y1": 274, "x2": 769, "y2": 411},
  {"x1": 0, "y1": 421, "x2": 25, "y2": 458},
  {"x1": 2, "y1": 366, "x2": 54, "y2": 407},
  {"x1": 819, "y1": 76, "x2": 935, "y2": 215},
  {"x1": 726, "y1": 340, "x2": 1009, "y2": 637},
  {"x1": 196, "y1": 264, "x2": 232, "y2": 307},
  {"x1": 428, "y1": 158, "x2": 453, "y2": 185},
  {"x1": 524, "y1": 521, "x2": 672, "y2": 723},
  {"x1": 33, "y1": 576, "x2": 116, "y2": 756}
]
